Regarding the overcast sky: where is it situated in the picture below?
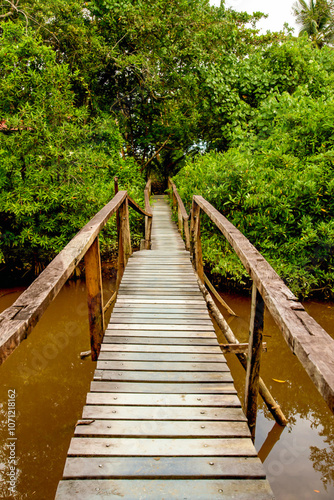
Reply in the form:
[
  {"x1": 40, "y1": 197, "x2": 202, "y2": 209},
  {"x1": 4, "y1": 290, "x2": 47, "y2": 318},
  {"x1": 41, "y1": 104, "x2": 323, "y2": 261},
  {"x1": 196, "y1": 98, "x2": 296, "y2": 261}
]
[{"x1": 210, "y1": 1, "x2": 299, "y2": 34}]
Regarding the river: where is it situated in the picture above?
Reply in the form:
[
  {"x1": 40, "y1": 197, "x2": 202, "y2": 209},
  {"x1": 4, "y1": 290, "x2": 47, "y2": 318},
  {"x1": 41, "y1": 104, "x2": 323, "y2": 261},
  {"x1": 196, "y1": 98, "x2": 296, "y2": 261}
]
[{"x1": 0, "y1": 280, "x2": 333, "y2": 499}]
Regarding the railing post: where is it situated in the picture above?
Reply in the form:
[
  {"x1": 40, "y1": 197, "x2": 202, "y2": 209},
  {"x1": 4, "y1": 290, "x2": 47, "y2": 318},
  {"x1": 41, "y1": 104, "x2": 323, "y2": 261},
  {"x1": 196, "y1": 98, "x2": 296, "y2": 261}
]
[
  {"x1": 178, "y1": 204, "x2": 183, "y2": 236},
  {"x1": 144, "y1": 180, "x2": 152, "y2": 250},
  {"x1": 116, "y1": 198, "x2": 132, "y2": 289},
  {"x1": 114, "y1": 177, "x2": 120, "y2": 238},
  {"x1": 190, "y1": 199, "x2": 204, "y2": 283},
  {"x1": 245, "y1": 282, "x2": 265, "y2": 440},
  {"x1": 184, "y1": 218, "x2": 190, "y2": 251},
  {"x1": 84, "y1": 237, "x2": 105, "y2": 361}
]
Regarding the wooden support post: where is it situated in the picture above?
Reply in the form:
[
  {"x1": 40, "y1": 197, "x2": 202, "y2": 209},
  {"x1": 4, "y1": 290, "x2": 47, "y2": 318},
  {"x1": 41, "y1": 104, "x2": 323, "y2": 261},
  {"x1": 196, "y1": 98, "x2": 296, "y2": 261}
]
[
  {"x1": 84, "y1": 237, "x2": 105, "y2": 361},
  {"x1": 195, "y1": 272, "x2": 288, "y2": 427},
  {"x1": 172, "y1": 192, "x2": 177, "y2": 211},
  {"x1": 116, "y1": 198, "x2": 132, "y2": 289},
  {"x1": 184, "y1": 219, "x2": 190, "y2": 251},
  {"x1": 245, "y1": 283, "x2": 265, "y2": 440},
  {"x1": 114, "y1": 176, "x2": 120, "y2": 240},
  {"x1": 177, "y1": 205, "x2": 183, "y2": 236},
  {"x1": 191, "y1": 200, "x2": 204, "y2": 283}
]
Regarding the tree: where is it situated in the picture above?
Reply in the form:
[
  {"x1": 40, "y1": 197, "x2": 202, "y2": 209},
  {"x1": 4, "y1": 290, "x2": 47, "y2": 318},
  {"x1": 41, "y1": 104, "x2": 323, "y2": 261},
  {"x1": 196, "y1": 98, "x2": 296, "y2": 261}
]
[
  {"x1": 292, "y1": 0, "x2": 334, "y2": 47},
  {"x1": 0, "y1": 21, "x2": 143, "y2": 276}
]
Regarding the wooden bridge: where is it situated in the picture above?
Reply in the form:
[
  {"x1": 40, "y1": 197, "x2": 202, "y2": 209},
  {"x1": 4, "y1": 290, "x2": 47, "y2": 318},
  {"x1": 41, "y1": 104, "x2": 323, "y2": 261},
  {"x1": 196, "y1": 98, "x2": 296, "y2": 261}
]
[{"x1": 1, "y1": 179, "x2": 334, "y2": 499}]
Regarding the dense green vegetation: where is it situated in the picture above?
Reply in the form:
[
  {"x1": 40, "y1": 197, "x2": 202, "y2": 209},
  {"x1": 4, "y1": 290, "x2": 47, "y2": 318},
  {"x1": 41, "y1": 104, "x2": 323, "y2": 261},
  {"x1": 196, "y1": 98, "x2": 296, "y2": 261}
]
[
  {"x1": 174, "y1": 37, "x2": 334, "y2": 298},
  {"x1": 1, "y1": 0, "x2": 334, "y2": 298}
]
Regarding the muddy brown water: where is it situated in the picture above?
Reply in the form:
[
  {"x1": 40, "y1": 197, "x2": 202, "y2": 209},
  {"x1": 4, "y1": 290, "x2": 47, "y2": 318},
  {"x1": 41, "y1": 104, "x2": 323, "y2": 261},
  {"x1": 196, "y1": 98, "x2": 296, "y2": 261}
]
[{"x1": 0, "y1": 281, "x2": 333, "y2": 499}]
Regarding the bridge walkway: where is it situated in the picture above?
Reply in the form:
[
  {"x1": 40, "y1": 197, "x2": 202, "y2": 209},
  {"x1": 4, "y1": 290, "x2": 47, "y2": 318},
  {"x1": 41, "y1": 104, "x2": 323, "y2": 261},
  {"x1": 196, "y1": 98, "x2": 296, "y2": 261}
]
[{"x1": 55, "y1": 195, "x2": 274, "y2": 499}]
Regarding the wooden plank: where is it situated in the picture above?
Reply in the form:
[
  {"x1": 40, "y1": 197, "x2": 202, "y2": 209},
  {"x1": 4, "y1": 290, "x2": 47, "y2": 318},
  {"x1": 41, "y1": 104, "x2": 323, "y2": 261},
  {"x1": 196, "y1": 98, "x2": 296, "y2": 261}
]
[
  {"x1": 104, "y1": 330, "x2": 217, "y2": 339},
  {"x1": 0, "y1": 190, "x2": 127, "y2": 365},
  {"x1": 104, "y1": 324, "x2": 214, "y2": 331},
  {"x1": 90, "y1": 381, "x2": 236, "y2": 394},
  {"x1": 57, "y1": 478, "x2": 274, "y2": 499},
  {"x1": 108, "y1": 318, "x2": 213, "y2": 325},
  {"x1": 96, "y1": 361, "x2": 228, "y2": 372},
  {"x1": 86, "y1": 392, "x2": 241, "y2": 407},
  {"x1": 82, "y1": 405, "x2": 246, "y2": 421},
  {"x1": 117, "y1": 291, "x2": 204, "y2": 296},
  {"x1": 68, "y1": 437, "x2": 256, "y2": 457},
  {"x1": 74, "y1": 420, "x2": 250, "y2": 438},
  {"x1": 103, "y1": 337, "x2": 219, "y2": 346},
  {"x1": 112, "y1": 307, "x2": 209, "y2": 314},
  {"x1": 115, "y1": 298, "x2": 205, "y2": 305},
  {"x1": 56, "y1": 479, "x2": 274, "y2": 499},
  {"x1": 63, "y1": 456, "x2": 263, "y2": 479},
  {"x1": 93, "y1": 369, "x2": 233, "y2": 383},
  {"x1": 100, "y1": 344, "x2": 222, "y2": 353},
  {"x1": 98, "y1": 352, "x2": 228, "y2": 363}
]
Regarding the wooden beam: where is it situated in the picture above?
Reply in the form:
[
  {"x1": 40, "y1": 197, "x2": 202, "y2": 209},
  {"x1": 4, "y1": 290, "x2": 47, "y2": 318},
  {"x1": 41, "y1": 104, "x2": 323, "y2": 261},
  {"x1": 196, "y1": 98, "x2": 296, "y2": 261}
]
[
  {"x1": 204, "y1": 274, "x2": 237, "y2": 316},
  {"x1": 128, "y1": 196, "x2": 152, "y2": 218},
  {"x1": 190, "y1": 200, "x2": 204, "y2": 283},
  {"x1": 144, "y1": 179, "x2": 152, "y2": 250},
  {"x1": 0, "y1": 191, "x2": 127, "y2": 365},
  {"x1": 245, "y1": 283, "x2": 264, "y2": 440},
  {"x1": 193, "y1": 194, "x2": 334, "y2": 415},
  {"x1": 103, "y1": 291, "x2": 117, "y2": 314},
  {"x1": 195, "y1": 272, "x2": 288, "y2": 427},
  {"x1": 84, "y1": 237, "x2": 105, "y2": 361}
]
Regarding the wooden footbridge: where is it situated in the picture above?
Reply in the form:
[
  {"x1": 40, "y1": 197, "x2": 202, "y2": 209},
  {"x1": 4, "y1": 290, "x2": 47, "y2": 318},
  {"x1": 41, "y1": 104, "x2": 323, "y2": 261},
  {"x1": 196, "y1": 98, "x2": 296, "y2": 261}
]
[{"x1": 1, "y1": 179, "x2": 334, "y2": 499}]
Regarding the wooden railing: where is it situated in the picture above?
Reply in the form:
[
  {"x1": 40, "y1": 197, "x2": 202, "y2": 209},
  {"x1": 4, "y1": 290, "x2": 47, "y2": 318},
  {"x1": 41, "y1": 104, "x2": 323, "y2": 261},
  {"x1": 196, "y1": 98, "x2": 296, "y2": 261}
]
[
  {"x1": 0, "y1": 183, "x2": 152, "y2": 365},
  {"x1": 169, "y1": 178, "x2": 334, "y2": 435},
  {"x1": 168, "y1": 178, "x2": 190, "y2": 250}
]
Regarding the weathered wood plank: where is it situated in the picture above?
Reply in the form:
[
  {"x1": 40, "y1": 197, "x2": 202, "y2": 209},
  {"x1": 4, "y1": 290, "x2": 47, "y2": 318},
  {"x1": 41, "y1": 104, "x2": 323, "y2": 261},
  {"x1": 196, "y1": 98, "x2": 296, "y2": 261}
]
[
  {"x1": 115, "y1": 298, "x2": 205, "y2": 305},
  {"x1": 82, "y1": 405, "x2": 246, "y2": 421},
  {"x1": 93, "y1": 369, "x2": 233, "y2": 383},
  {"x1": 104, "y1": 324, "x2": 214, "y2": 331},
  {"x1": 74, "y1": 419, "x2": 250, "y2": 438},
  {"x1": 103, "y1": 337, "x2": 219, "y2": 346},
  {"x1": 68, "y1": 437, "x2": 257, "y2": 457},
  {"x1": 63, "y1": 456, "x2": 263, "y2": 479},
  {"x1": 56, "y1": 479, "x2": 274, "y2": 499},
  {"x1": 96, "y1": 361, "x2": 228, "y2": 372},
  {"x1": 108, "y1": 318, "x2": 214, "y2": 325},
  {"x1": 97, "y1": 352, "x2": 228, "y2": 363},
  {"x1": 104, "y1": 330, "x2": 217, "y2": 339},
  {"x1": 100, "y1": 344, "x2": 222, "y2": 353},
  {"x1": 90, "y1": 381, "x2": 236, "y2": 394},
  {"x1": 113, "y1": 304, "x2": 208, "y2": 319},
  {"x1": 85, "y1": 392, "x2": 241, "y2": 407}
]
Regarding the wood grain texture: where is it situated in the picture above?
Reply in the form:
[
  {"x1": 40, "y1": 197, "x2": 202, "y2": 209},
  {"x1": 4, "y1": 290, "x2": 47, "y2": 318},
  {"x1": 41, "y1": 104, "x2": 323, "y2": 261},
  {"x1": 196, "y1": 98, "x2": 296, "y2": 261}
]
[{"x1": 56, "y1": 479, "x2": 274, "y2": 499}]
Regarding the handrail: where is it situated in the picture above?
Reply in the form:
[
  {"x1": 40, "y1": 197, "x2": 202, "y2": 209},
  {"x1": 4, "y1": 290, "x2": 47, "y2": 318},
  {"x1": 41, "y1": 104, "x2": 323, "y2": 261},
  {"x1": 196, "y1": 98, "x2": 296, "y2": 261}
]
[
  {"x1": 0, "y1": 186, "x2": 152, "y2": 365},
  {"x1": 168, "y1": 178, "x2": 190, "y2": 250},
  {"x1": 168, "y1": 179, "x2": 287, "y2": 433},
  {"x1": 190, "y1": 195, "x2": 334, "y2": 419}
]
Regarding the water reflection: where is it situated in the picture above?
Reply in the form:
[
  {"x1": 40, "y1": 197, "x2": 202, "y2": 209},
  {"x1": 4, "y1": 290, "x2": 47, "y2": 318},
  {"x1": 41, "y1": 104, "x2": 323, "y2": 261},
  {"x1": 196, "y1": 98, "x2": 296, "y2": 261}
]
[
  {"x1": 0, "y1": 281, "x2": 333, "y2": 499},
  {"x1": 217, "y1": 292, "x2": 334, "y2": 500},
  {"x1": 0, "y1": 279, "x2": 114, "y2": 500}
]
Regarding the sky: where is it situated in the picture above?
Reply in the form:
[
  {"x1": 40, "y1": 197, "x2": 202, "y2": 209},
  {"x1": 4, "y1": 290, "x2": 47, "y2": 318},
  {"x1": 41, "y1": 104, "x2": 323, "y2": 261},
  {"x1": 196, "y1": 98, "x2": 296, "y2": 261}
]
[{"x1": 210, "y1": 1, "x2": 299, "y2": 34}]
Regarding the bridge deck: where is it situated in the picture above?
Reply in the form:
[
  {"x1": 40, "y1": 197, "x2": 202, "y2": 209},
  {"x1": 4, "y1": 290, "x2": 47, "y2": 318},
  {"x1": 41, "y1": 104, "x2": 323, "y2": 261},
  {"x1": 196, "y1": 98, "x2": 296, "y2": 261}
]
[{"x1": 55, "y1": 196, "x2": 274, "y2": 499}]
